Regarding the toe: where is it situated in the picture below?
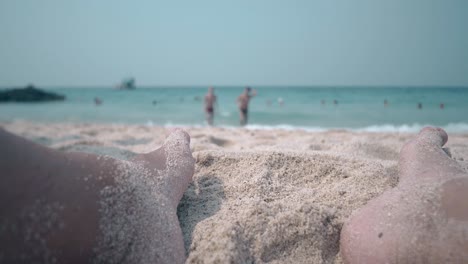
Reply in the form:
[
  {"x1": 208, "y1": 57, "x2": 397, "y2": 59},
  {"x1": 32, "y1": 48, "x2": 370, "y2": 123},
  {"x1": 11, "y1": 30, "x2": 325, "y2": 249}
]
[
  {"x1": 418, "y1": 127, "x2": 448, "y2": 147},
  {"x1": 399, "y1": 127, "x2": 462, "y2": 182},
  {"x1": 166, "y1": 129, "x2": 191, "y2": 144},
  {"x1": 164, "y1": 130, "x2": 192, "y2": 156},
  {"x1": 162, "y1": 130, "x2": 195, "y2": 204}
]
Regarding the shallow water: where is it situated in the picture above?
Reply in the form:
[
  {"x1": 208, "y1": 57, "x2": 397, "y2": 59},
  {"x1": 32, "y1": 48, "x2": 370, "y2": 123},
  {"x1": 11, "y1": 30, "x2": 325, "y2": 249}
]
[{"x1": 1, "y1": 86, "x2": 467, "y2": 132}]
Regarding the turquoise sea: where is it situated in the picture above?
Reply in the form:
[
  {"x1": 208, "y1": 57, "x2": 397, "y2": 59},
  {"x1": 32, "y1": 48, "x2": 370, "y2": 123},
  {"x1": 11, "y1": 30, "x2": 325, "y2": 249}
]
[{"x1": 1, "y1": 86, "x2": 467, "y2": 132}]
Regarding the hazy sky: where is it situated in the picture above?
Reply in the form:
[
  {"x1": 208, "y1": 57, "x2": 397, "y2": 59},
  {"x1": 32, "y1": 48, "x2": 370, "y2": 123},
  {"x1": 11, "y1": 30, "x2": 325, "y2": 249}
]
[{"x1": 1, "y1": 0, "x2": 467, "y2": 86}]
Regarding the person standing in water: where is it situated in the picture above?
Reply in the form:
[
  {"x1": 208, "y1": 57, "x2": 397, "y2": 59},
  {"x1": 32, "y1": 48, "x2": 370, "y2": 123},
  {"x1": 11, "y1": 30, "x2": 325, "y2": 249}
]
[
  {"x1": 204, "y1": 86, "x2": 217, "y2": 126},
  {"x1": 237, "y1": 86, "x2": 256, "y2": 126}
]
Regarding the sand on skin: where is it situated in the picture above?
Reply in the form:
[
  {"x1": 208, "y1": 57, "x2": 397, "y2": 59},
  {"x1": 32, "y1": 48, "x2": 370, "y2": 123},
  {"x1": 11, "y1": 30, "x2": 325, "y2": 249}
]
[{"x1": 3, "y1": 121, "x2": 468, "y2": 263}]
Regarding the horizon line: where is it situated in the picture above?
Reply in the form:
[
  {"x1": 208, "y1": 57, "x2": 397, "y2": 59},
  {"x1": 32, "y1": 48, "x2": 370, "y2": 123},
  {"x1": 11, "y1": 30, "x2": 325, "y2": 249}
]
[{"x1": 1, "y1": 84, "x2": 468, "y2": 89}]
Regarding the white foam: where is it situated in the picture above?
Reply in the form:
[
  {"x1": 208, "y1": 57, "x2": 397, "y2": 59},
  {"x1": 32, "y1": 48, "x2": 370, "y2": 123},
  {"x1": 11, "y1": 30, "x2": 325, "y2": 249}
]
[
  {"x1": 217, "y1": 123, "x2": 468, "y2": 133},
  {"x1": 138, "y1": 120, "x2": 468, "y2": 133},
  {"x1": 354, "y1": 123, "x2": 468, "y2": 133},
  {"x1": 353, "y1": 124, "x2": 425, "y2": 133},
  {"x1": 244, "y1": 124, "x2": 326, "y2": 132},
  {"x1": 443, "y1": 123, "x2": 468, "y2": 133}
]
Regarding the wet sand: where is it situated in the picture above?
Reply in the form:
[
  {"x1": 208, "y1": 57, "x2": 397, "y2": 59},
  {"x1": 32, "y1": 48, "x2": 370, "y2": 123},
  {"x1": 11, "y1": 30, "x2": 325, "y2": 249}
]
[{"x1": 3, "y1": 121, "x2": 468, "y2": 263}]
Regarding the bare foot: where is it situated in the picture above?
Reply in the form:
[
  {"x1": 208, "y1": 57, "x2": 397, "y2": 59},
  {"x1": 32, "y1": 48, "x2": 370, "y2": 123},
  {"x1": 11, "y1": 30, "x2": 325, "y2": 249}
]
[
  {"x1": 0, "y1": 129, "x2": 195, "y2": 263},
  {"x1": 340, "y1": 127, "x2": 468, "y2": 263}
]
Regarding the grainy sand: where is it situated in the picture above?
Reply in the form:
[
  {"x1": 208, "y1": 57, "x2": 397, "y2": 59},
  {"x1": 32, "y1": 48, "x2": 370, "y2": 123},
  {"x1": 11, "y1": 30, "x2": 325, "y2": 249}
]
[{"x1": 3, "y1": 121, "x2": 468, "y2": 263}]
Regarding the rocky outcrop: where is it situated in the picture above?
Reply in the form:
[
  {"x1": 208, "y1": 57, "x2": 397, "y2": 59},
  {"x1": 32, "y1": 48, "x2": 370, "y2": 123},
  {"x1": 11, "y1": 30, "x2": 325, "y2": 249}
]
[{"x1": 0, "y1": 85, "x2": 65, "y2": 102}]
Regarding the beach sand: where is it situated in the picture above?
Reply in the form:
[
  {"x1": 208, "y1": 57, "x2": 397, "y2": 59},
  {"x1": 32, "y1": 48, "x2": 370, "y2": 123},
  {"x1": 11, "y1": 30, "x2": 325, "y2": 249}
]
[{"x1": 3, "y1": 121, "x2": 468, "y2": 263}]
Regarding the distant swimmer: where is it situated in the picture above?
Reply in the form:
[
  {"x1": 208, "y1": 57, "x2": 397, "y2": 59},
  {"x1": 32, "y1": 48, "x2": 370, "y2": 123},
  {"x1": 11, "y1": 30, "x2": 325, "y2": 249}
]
[
  {"x1": 418, "y1": 102, "x2": 422, "y2": 109},
  {"x1": 277, "y1": 97, "x2": 284, "y2": 106},
  {"x1": 333, "y1": 99, "x2": 338, "y2": 105},
  {"x1": 94, "y1": 97, "x2": 102, "y2": 106},
  {"x1": 237, "y1": 86, "x2": 257, "y2": 126},
  {"x1": 321, "y1": 99, "x2": 325, "y2": 105},
  {"x1": 384, "y1": 99, "x2": 389, "y2": 107},
  {"x1": 152, "y1": 100, "x2": 157, "y2": 105},
  {"x1": 440, "y1": 103, "x2": 444, "y2": 109},
  {"x1": 204, "y1": 86, "x2": 217, "y2": 126}
]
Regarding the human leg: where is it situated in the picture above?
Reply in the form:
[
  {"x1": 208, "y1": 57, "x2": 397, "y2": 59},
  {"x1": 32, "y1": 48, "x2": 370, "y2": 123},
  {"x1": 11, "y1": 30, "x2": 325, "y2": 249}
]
[
  {"x1": 239, "y1": 109, "x2": 247, "y2": 126},
  {"x1": 206, "y1": 111, "x2": 214, "y2": 126}
]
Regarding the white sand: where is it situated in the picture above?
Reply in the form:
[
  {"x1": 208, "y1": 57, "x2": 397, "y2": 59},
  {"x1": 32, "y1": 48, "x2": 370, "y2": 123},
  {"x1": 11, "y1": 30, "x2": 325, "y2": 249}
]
[{"x1": 3, "y1": 121, "x2": 468, "y2": 263}]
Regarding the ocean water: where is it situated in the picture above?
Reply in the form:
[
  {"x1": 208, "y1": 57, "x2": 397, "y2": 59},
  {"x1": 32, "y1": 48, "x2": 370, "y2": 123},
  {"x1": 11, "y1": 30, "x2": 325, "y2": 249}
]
[{"x1": 1, "y1": 86, "x2": 467, "y2": 132}]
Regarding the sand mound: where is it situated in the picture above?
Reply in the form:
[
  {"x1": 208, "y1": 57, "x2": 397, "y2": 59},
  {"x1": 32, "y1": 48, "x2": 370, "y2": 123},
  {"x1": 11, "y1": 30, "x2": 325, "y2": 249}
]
[{"x1": 179, "y1": 150, "x2": 398, "y2": 263}]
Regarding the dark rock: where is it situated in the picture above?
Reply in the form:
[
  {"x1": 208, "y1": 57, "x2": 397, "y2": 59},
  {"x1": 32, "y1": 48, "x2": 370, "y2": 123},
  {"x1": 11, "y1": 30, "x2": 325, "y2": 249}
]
[{"x1": 0, "y1": 85, "x2": 65, "y2": 102}]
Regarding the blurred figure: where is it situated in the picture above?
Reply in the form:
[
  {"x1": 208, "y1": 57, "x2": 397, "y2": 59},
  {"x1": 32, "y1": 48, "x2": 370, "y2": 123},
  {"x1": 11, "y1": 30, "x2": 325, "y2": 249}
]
[
  {"x1": 204, "y1": 86, "x2": 217, "y2": 126},
  {"x1": 152, "y1": 100, "x2": 157, "y2": 106},
  {"x1": 333, "y1": 99, "x2": 338, "y2": 105},
  {"x1": 440, "y1": 103, "x2": 445, "y2": 109},
  {"x1": 384, "y1": 99, "x2": 388, "y2": 107},
  {"x1": 237, "y1": 86, "x2": 256, "y2": 126},
  {"x1": 321, "y1": 99, "x2": 325, "y2": 105},
  {"x1": 94, "y1": 97, "x2": 102, "y2": 106},
  {"x1": 418, "y1": 102, "x2": 422, "y2": 109},
  {"x1": 266, "y1": 99, "x2": 272, "y2": 107},
  {"x1": 277, "y1": 97, "x2": 284, "y2": 107}
]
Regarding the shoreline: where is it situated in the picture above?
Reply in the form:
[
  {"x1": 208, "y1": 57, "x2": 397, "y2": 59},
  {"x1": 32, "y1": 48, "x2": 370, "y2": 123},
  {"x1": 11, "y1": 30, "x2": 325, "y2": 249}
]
[
  {"x1": 2, "y1": 119, "x2": 468, "y2": 134},
  {"x1": 2, "y1": 121, "x2": 468, "y2": 263}
]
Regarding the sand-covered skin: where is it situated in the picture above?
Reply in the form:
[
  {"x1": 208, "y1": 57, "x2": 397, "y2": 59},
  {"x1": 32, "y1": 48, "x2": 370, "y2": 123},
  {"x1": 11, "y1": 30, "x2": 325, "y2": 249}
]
[
  {"x1": 95, "y1": 129, "x2": 194, "y2": 264},
  {"x1": 2, "y1": 121, "x2": 468, "y2": 263}
]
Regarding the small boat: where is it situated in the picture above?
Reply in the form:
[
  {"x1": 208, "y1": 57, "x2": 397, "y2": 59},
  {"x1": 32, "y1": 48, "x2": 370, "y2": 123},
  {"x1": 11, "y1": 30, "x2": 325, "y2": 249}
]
[{"x1": 116, "y1": 78, "x2": 136, "y2": 90}]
